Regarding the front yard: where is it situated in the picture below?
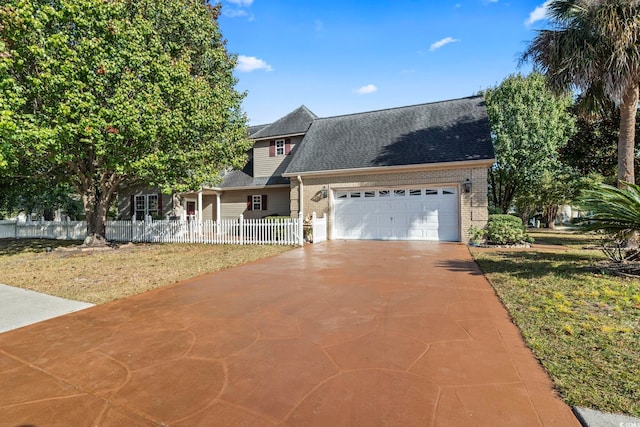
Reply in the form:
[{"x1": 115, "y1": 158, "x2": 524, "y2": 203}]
[
  {"x1": 0, "y1": 239, "x2": 293, "y2": 304},
  {"x1": 471, "y1": 230, "x2": 640, "y2": 417}
]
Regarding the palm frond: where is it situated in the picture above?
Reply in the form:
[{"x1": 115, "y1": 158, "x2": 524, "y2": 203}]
[{"x1": 578, "y1": 182, "x2": 640, "y2": 236}]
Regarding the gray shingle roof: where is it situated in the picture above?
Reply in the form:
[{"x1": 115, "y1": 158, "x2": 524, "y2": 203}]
[
  {"x1": 219, "y1": 159, "x2": 290, "y2": 188},
  {"x1": 250, "y1": 105, "x2": 317, "y2": 140},
  {"x1": 248, "y1": 124, "x2": 269, "y2": 137},
  {"x1": 284, "y1": 96, "x2": 494, "y2": 174}
]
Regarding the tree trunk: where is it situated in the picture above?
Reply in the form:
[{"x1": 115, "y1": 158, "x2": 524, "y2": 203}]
[
  {"x1": 79, "y1": 173, "x2": 122, "y2": 247},
  {"x1": 617, "y1": 82, "x2": 639, "y2": 187},
  {"x1": 544, "y1": 205, "x2": 558, "y2": 229},
  {"x1": 82, "y1": 192, "x2": 110, "y2": 247}
]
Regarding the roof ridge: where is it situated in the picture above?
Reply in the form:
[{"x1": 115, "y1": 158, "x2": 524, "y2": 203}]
[{"x1": 314, "y1": 95, "x2": 483, "y2": 121}]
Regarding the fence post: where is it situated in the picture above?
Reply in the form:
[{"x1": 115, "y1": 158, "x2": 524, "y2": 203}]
[
  {"x1": 298, "y1": 212, "x2": 304, "y2": 246},
  {"x1": 239, "y1": 214, "x2": 244, "y2": 245},
  {"x1": 311, "y1": 212, "x2": 317, "y2": 244}
]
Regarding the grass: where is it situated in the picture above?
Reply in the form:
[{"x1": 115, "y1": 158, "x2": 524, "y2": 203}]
[
  {"x1": 471, "y1": 230, "x2": 640, "y2": 417},
  {"x1": 0, "y1": 239, "x2": 294, "y2": 304}
]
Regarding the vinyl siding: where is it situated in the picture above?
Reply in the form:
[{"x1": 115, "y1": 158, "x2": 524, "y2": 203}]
[
  {"x1": 117, "y1": 188, "x2": 173, "y2": 220},
  {"x1": 220, "y1": 188, "x2": 291, "y2": 220},
  {"x1": 253, "y1": 135, "x2": 303, "y2": 178}
]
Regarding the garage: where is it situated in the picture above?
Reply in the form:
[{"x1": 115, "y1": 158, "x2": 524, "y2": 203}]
[{"x1": 333, "y1": 186, "x2": 460, "y2": 241}]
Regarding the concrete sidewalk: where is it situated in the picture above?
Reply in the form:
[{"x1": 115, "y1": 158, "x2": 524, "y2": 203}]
[{"x1": 0, "y1": 283, "x2": 93, "y2": 333}]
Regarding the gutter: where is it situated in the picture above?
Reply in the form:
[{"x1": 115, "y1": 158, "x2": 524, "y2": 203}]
[{"x1": 282, "y1": 158, "x2": 496, "y2": 178}]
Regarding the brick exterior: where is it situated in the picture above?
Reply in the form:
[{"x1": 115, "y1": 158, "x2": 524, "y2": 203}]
[{"x1": 289, "y1": 165, "x2": 489, "y2": 242}]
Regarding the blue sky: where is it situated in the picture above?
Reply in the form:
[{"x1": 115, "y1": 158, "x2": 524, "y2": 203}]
[{"x1": 216, "y1": 0, "x2": 552, "y2": 125}]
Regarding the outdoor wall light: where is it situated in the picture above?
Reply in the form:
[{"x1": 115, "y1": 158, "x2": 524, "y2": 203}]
[
  {"x1": 321, "y1": 186, "x2": 328, "y2": 198},
  {"x1": 463, "y1": 178, "x2": 472, "y2": 193}
]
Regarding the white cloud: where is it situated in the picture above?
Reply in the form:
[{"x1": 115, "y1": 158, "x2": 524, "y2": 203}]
[
  {"x1": 236, "y1": 55, "x2": 273, "y2": 72},
  {"x1": 227, "y1": 0, "x2": 253, "y2": 6},
  {"x1": 429, "y1": 37, "x2": 460, "y2": 52},
  {"x1": 353, "y1": 84, "x2": 378, "y2": 95},
  {"x1": 223, "y1": 9, "x2": 248, "y2": 18},
  {"x1": 526, "y1": 1, "x2": 551, "y2": 26}
]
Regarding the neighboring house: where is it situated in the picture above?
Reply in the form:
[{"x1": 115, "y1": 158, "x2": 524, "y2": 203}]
[{"x1": 118, "y1": 95, "x2": 496, "y2": 242}]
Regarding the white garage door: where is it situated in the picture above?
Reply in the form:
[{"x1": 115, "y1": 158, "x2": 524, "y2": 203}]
[{"x1": 333, "y1": 187, "x2": 459, "y2": 241}]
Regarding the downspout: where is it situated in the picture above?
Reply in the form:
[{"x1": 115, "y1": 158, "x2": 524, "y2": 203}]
[
  {"x1": 296, "y1": 175, "x2": 303, "y2": 217},
  {"x1": 297, "y1": 175, "x2": 305, "y2": 245}
]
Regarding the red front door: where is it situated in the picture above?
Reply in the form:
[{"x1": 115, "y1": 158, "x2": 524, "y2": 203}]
[{"x1": 187, "y1": 201, "x2": 196, "y2": 219}]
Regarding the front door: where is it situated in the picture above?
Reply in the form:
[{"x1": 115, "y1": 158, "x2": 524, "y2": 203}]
[{"x1": 186, "y1": 201, "x2": 196, "y2": 219}]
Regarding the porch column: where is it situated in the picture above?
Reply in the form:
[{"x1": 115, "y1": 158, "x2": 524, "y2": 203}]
[
  {"x1": 216, "y1": 193, "x2": 221, "y2": 222},
  {"x1": 197, "y1": 190, "x2": 203, "y2": 221}
]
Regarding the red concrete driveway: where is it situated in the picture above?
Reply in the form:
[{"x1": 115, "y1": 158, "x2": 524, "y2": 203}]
[{"x1": 0, "y1": 241, "x2": 579, "y2": 426}]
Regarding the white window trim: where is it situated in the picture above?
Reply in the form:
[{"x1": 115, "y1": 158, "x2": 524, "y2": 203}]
[
  {"x1": 134, "y1": 194, "x2": 159, "y2": 220},
  {"x1": 275, "y1": 139, "x2": 285, "y2": 156},
  {"x1": 252, "y1": 194, "x2": 263, "y2": 211}
]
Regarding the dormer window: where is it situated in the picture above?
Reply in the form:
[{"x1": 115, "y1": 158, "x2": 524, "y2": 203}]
[{"x1": 269, "y1": 139, "x2": 291, "y2": 157}]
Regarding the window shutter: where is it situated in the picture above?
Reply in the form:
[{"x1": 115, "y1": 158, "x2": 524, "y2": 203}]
[
  {"x1": 247, "y1": 195, "x2": 252, "y2": 211},
  {"x1": 262, "y1": 195, "x2": 268, "y2": 211},
  {"x1": 130, "y1": 195, "x2": 135, "y2": 217},
  {"x1": 269, "y1": 141, "x2": 275, "y2": 157},
  {"x1": 158, "y1": 193, "x2": 163, "y2": 217},
  {"x1": 285, "y1": 139, "x2": 292, "y2": 155}
]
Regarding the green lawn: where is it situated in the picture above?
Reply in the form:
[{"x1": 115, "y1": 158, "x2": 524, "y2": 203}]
[
  {"x1": 471, "y1": 230, "x2": 640, "y2": 416},
  {"x1": 0, "y1": 239, "x2": 294, "y2": 304}
]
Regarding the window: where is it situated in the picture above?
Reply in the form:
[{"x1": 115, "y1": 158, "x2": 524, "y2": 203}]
[
  {"x1": 275, "y1": 139, "x2": 285, "y2": 156},
  {"x1": 134, "y1": 194, "x2": 160, "y2": 220},
  {"x1": 394, "y1": 189, "x2": 405, "y2": 197},
  {"x1": 443, "y1": 188, "x2": 456, "y2": 195},
  {"x1": 336, "y1": 192, "x2": 348, "y2": 199},
  {"x1": 378, "y1": 190, "x2": 390, "y2": 197},
  {"x1": 409, "y1": 189, "x2": 421, "y2": 196},
  {"x1": 364, "y1": 191, "x2": 375, "y2": 198},
  {"x1": 247, "y1": 194, "x2": 268, "y2": 211},
  {"x1": 425, "y1": 189, "x2": 438, "y2": 196},
  {"x1": 350, "y1": 191, "x2": 361, "y2": 198}
]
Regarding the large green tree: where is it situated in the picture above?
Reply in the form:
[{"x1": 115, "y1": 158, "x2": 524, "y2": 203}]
[
  {"x1": 560, "y1": 103, "x2": 640, "y2": 181},
  {"x1": 0, "y1": 0, "x2": 250, "y2": 245},
  {"x1": 484, "y1": 72, "x2": 576, "y2": 213},
  {"x1": 523, "y1": 0, "x2": 640, "y2": 187}
]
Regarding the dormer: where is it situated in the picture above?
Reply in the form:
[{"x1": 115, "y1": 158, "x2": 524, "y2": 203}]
[{"x1": 249, "y1": 106, "x2": 316, "y2": 178}]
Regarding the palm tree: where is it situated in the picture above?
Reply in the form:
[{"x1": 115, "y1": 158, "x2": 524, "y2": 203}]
[{"x1": 523, "y1": 0, "x2": 640, "y2": 187}]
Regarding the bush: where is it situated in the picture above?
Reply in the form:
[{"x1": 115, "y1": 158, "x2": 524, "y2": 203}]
[{"x1": 486, "y1": 214, "x2": 534, "y2": 245}]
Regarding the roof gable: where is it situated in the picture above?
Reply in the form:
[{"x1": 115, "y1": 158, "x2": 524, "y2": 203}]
[
  {"x1": 284, "y1": 96, "x2": 494, "y2": 174},
  {"x1": 251, "y1": 105, "x2": 317, "y2": 139}
]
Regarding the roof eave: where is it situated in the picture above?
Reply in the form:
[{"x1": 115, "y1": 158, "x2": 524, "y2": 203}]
[
  {"x1": 283, "y1": 158, "x2": 496, "y2": 178},
  {"x1": 252, "y1": 132, "x2": 307, "y2": 141}
]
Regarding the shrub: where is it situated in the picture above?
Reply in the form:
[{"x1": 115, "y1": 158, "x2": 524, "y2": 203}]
[{"x1": 486, "y1": 214, "x2": 534, "y2": 245}]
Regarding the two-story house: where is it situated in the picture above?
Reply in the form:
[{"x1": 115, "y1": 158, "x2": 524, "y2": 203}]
[{"x1": 119, "y1": 95, "x2": 496, "y2": 242}]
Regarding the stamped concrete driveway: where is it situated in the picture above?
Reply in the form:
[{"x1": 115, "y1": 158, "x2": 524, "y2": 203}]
[{"x1": 0, "y1": 241, "x2": 579, "y2": 426}]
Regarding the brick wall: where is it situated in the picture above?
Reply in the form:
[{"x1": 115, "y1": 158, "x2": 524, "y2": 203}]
[{"x1": 289, "y1": 165, "x2": 489, "y2": 242}]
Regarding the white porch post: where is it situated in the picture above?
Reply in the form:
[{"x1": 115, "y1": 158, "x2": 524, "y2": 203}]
[
  {"x1": 216, "y1": 193, "x2": 221, "y2": 222},
  {"x1": 197, "y1": 190, "x2": 203, "y2": 221}
]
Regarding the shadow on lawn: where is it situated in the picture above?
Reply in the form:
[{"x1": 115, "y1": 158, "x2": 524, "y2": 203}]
[
  {"x1": 472, "y1": 250, "x2": 599, "y2": 281},
  {"x1": 0, "y1": 238, "x2": 80, "y2": 256}
]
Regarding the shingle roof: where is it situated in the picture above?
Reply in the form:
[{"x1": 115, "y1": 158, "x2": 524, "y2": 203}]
[
  {"x1": 248, "y1": 124, "x2": 269, "y2": 137},
  {"x1": 284, "y1": 96, "x2": 495, "y2": 174},
  {"x1": 250, "y1": 105, "x2": 317, "y2": 140},
  {"x1": 218, "y1": 159, "x2": 290, "y2": 188}
]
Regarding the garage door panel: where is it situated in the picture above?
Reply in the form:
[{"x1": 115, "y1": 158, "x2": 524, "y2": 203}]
[{"x1": 334, "y1": 186, "x2": 460, "y2": 242}]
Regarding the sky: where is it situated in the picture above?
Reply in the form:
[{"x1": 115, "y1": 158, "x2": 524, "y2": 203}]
[{"x1": 216, "y1": 0, "x2": 553, "y2": 125}]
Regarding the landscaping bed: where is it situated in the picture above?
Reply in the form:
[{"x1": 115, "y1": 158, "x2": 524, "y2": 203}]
[
  {"x1": 0, "y1": 239, "x2": 294, "y2": 304},
  {"x1": 471, "y1": 229, "x2": 640, "y2": 417}
]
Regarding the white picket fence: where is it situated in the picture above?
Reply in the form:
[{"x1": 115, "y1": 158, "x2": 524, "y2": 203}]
[{"x1": 0, "y1": 215, "x2": 315, "y2": 246}]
